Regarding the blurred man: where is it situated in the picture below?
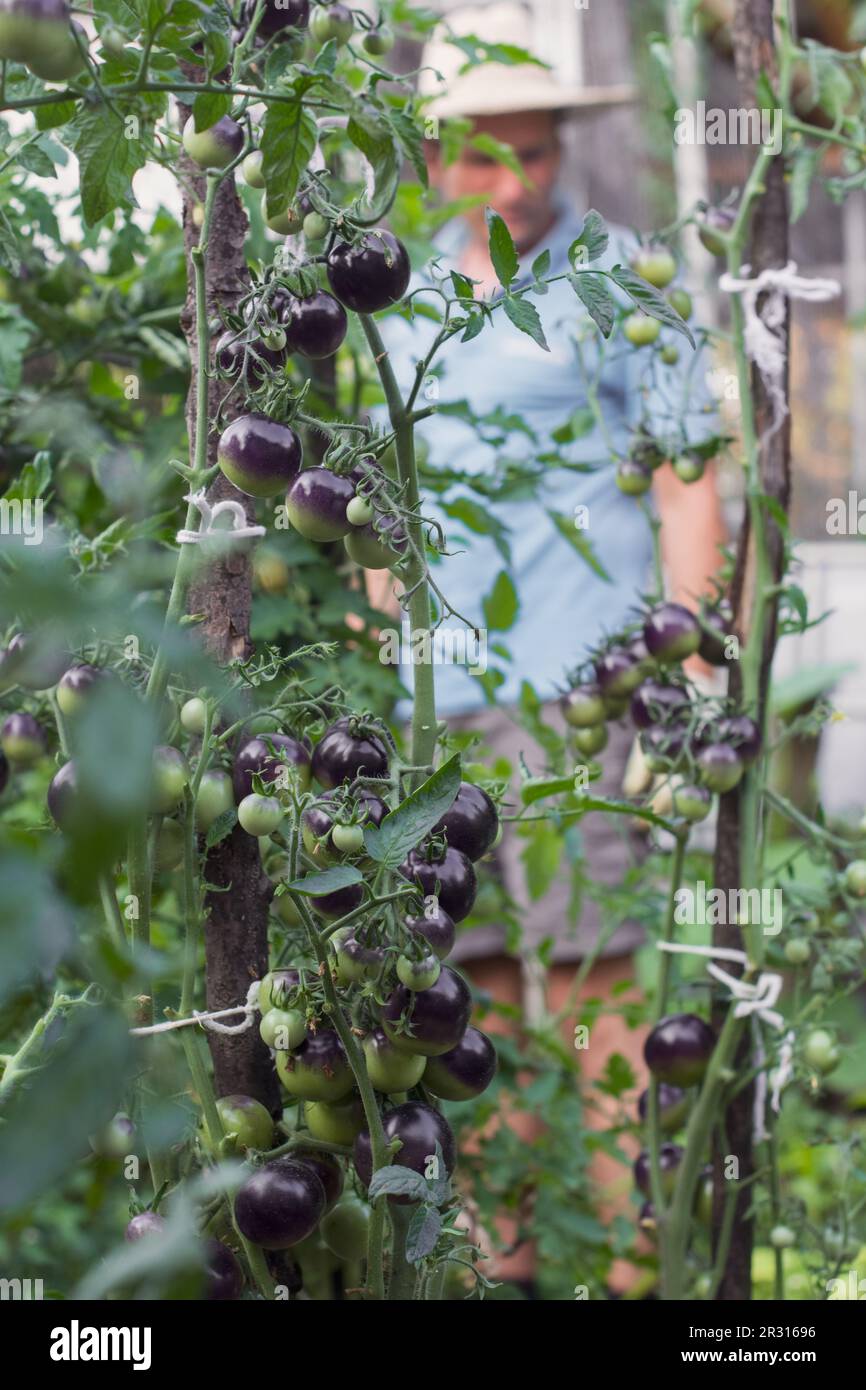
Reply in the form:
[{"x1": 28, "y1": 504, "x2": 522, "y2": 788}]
[{"x1": 368, "y1": 3, "x2": 727, "y2": 1291}]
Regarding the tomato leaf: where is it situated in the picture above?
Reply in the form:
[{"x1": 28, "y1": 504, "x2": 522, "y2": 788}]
[
  {"x1": 485, "y1": 207, "x2": 519, "y2": 288},
  {"x1": 364, "y1": 754, "x2": 461, "y2": 867},
  {"x1": 503, "y1": 293, "x2": 549, "y2": 351},
  {"x1": 346, "y1": 107, "x2": 401, "y2": 221},
  {"x1": 482, "y1": 569, "x2": 519, "y2": 632},
  {"x1": 568, "y1": 271, "x2": 616, "y2": 337},
  {"x1": 205, "y1": 807, "x2": 237, "y2": 849},
  {"x1": 193, "y1": 89, "x2": 231, "y2": 132},
  {"x1": 261, "y1": 101, "x2": 318, "y2": 218},
  {"x1": 610, "y1": 265, "x2": 696, "y2": 346},
  {"x1": 546, "y1": 509, "x2": 612, "y2": 583},
  {"x1": 405, "y1": 1203, "x2": 443, "y2": 1263},
  {"x1": 367, "y1": 1165, "x2": 430, "y2": 1202},
  {"x1": 470, "y1": 131, "x2": 531, "y2": 188},
  {"x1": 389, "y1": 108, "x2": 428, "y2": 188},
  {"x1": 287, "y1": 865, "x2": 364, "y2": 895},
  {"x1": 569, "y1": 209, "x2": 609, "y2": 266},
  {"x1": 72, "y1": 105, "x2": 149, "y2": 226}
]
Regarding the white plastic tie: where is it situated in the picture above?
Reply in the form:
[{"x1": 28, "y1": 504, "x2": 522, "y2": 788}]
[
  {"x1": 176, "y1": 489, "x2": 266, "y2": 546},
  {"x1": 656, "y1": 941, "x2": 794, "y2": 1141},
  {"x1": 717, "y1": 262, "x2": 840, "y2": 444},
  {"x1": 130, "y1": 981, "x2": 260, "y2": 1036}
]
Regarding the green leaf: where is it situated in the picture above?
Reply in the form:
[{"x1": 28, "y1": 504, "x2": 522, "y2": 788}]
[
  {"x1": 367, "y1": 1165, "x2": 430, "y2": 1202},
  {"x1": 770, "y1": 662, "x2": 856, "y2": 720},
  {"x1": 0, "y1": 1006, "x2": 136, "y2": 1212},
  {"x1": 15, "y1": 138, "x2": 57, "y2": 177},
  {"x1": 482, "y1": 569, "x2": 519, "y2": 631},
  {"x1": 138, "y1": 325, "x2": 189, "y2": 371},
  {"x1": 261, "y1": 101, "x2": 318, "y2": 218},
  {"x1": 0, "y1": 305, "x2": 35, "y2": 390},
  {"x1": 485, "y1": 207, "x2": 518, "y2": 288},
  {"x1": 551, "y1": 406, "x2": 596, "y2": 445},
  {"x1": 610, "y1": 265, "x2": 696, "y2": 346},
  {"x1": 450, "y1": 270, "x2": 476, "y2": 302},
  {"x1": 313, "y1": 37, "x2": 338, "y2": 73},
  {"x1": 0, "y1": 210, "x2": 20, "y2": 274},
  {"x1": 531, "y1": 248, "x2": 551, "y2": 280},
  {"x1": 546, "y1": 509, "x2": 612, "y2": 583},
  {"x1": 405, "y1": 1203, "x2": 443, "y2": 1263},
  {"x1": 36, "y1": 100, "x2": 77, "y2": 130},
  {"x1": 442, "y1": 496, "x2": 512, "y2": 564},
  {"x1": 790, "y1": 144, "x2": 820, "y2": 225},
  {"x1": 569, "y1": 209, "x2": 609, "y2": 266},
  {"x1": 205, "y1": 808, "x2": 237, "y2": 849},
  {"x1": 568, "y1": 271, "x2": 615, "y2": 337},
  {"x1": 364, "y1": 755, "x2": 461, "y2": 868},
  {"x1": 346, "y1": 108, "x2": 400, "y2": 221},
  {"x1": 470, "y1": 131, "x2": 531, "y2": 188},
  {"x1": 520, "y1": 775, "x2": 585, "y2": 805},
  {"x1": 2, "y1": 449, "x2": 51, "y2": 502},
  {"x1": 286, "y1": 865, "x2": 364, "y2": 895},
  {"x1": 193, "y1": 89, "x2": 232, "y2": 132},
  {"x1": 390, "y1": 108, "x2": 428, "y2": 188},
  {"x1": 503, "y1": 294, "x2": 549, "y2": 351},
  {"x1": 521, "y1": 821, "x2": 562, "y2": 901},
  {"x1": 0, "y1": 852, "x2": 74, "y2": 1008},
  {"x1": 72, "y1": 105, "x2": 148, "y2": 226}
]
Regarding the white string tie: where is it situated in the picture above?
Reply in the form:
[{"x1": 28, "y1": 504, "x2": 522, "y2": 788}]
[
  {"x1": 656, "y1": 942, "x2": 794, "y2": 1142},
  {"x1": 131, "y1": 981, "x2": 260, "y2": 1036},
  {"x1": 176, "y1": 489, "x2": 266, "y2": 546},
  {"x1": 717, "y1": 262, "x2": 840, "y2": 443}
]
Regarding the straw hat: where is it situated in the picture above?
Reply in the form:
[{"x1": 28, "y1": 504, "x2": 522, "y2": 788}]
[{"x1": 418, "y1": 2, "x2": 636, "y2": 119}]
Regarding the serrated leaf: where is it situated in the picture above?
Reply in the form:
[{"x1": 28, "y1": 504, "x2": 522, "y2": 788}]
[
  {"x1": 364, "y1": 755, "x2": 461, "y2": 868},
  {"x1": 485, "y1": 207, "x2": 518, "y2": 288},
  {"x1": 193, "y1": 89, "x2": 232, "y2": 132},
  {"x1": 205, "y1": 807, "x2": 237, "y2": 849},
  {"x1": 503, "y1": 294, "x2": 549, "y2": 351},
  {"x1": 568, "y1": 271, "x2": 615, "y2": 337},
  {"x1": 36, "y1": 100, "x2": 77, "y2": 130},
  {"x1": 450, "y1": 270, "x2": 475, "y2": 302},
  {"x1": 531, "y1": 248, "x2": 551, "y2": 280},
  {"x1": 72, "y1": 105, "x2": 148, "y2": 226},
  {"x1": 15, "y1": 139, "x2": 57, "y2": 178},
  {"x1": 470, "y1": 131, "x2": 530, "y2": 188},
  {"x1": 286, "y1": 865, "x2": 364, "y2": 895},
  {"x1": 313, "y1": 37, "x2": 338, "y2": 73},
  {"x1": 346, "y1": 108, "x2": 400, "y2": 221},
  {"x1": 405, "y1": 1203, "x2": 442, "y2": 1263},
  {"x1": 611, "y1": 265, "x2": 696, "y2": 346},
  {"x1": 261, "y1": 102, "x2": 318, "y2": 218},
  {"x1": 546, "y1": 509, "x2": 612, "y2": 582},
  {"x1": 569, "y1": 209, "x2": 609, "y2": 265},
  {"x1": 390, "y1": 108, "x2": 428, "y2": 188},
  {"x1": 0, "y1": 211, "x2": 20, "y2": 274},
  {"x1": 138, "y1": 325, "x2": 189, "y2": 371},
  {"x1": 482, "y1": 569, "x2": 518, "y2": 631},
  {"x1": 367, "y1": 1165, "x2": 429, "y2": 1202}
]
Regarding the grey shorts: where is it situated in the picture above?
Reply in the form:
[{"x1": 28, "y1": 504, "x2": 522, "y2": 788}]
[{"x1": 445, "y1": 702, "x2": 647, "y2": 966}]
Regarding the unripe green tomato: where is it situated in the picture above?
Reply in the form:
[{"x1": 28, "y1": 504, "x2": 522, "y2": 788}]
[
  {"x1": 27, "y1": 20, "x2": 87, "y2": 82},
  {"x1": 258, "y1": 969, "x2": 300, "y2": 1013},
  {"x1": 667, "y1": 288, "x2": 693, "y2": 321},
  {"x1": 237, "y1": 792, "x2": 283, "y2": 836},
  {"x1": 194, "y1": 769, "x2": 234, "y2": 832},
  {"x1": 263, "y1": 195, "x2": 303, "y2": 236},
  {"x1": 784, "y1": 937, "x2": 810, "y2": 966},
  {"x1": 362, "y1": 1030, "x2": 427, "y2": 1093},
  {"x1": 396, "y1": 953, "x2": 441, "y2": 991},
  {"x1": 615, "y1": 459, "x2": 653, "y2": 496},
  {"x1": 572, "y1": 723, "x2": 608, "y2": 756},
  {"x1": 89, "y1": 1112, "x2": 135, "y2": 1159},
  {"x1": 346, "y1": 496, "x2": 374, "y2": 527},
  {"x1": 101, "y1": 25, "x2": 127, "y2": 59},
  {"x1": 242, "y1": 150, "x2": 266, "y2": 188},
  {"x1": 320, "y1": 1197, "x2": 371, "y2": 1260},
  {"x1": 215, "y1": 1094, "x2": 274, "y2": 1152},
  {"x1": 182, "y1": 116, "x2": 243, "y2": 171},
  {"x1": 671, "y1": 782, "x2": 712, "y2": 824},
  {"x1": 362, "y1": 25, "x2": 395, "y2": 56},
  {"x1": 154, "y1": 819, "x2": 185, "y2": 872},
  {"x1": 260, "y1": 1007, "x2": 307, "y2": 1051},
  {"x1": 660, "y1": 344, "x2": 680, "y2": 366},
  {"x1": 694, "y1": 1273, "x2": 712, "y2": 1298},
  {"x1": 304, "y1": 1097, "x2": 365, "y2": 1145},
  {"x1": 310, "y1": 4, "x2": 354, "y2": 45},
  {"x1": 623, "y1": 312, "x2": 661, "y2": 346},
  {"x1": 277, "y1": 1046, "x2": 355, "y2": 1102},
  {"x1": 630, "y1": 249, "x2": 677, "y2": 289},
  {"x1": 150, "y1": 745, "x2": 190, "y2": 814},
  {"x1": 180, "y1": 697, "x2": 207, "y2": 735},
  {"x1": 673, "y1": 454, "x2": 705, "y2": 484},
  {"x1": 331, "y1": 821, "x2": 365, "y2": 854},
  {"x1": 803, "y1": 1028, "x2": 840, "y2": 1075},
  {"x1": 303, "y1": 211, "x2": 329, "y2": 242},
  {"x1": 769, "y1": 1224, "x2": 796, "y2": 1249},
  {"x1": 843, "y1": 859, "x2": 866, "y2": 898},
  {"x1": 273, "y1": 892, "x2": 303, "y2": 927},
  {"x1": 696, "y1": 1177, "x2": 713, "y2": 1225}
]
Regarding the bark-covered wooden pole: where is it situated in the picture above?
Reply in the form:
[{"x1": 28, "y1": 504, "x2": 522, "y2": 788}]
[
  {"x1": 177, "y1": 94, "x2": 280, "y2": 1114},
  {"x1": 712, "y1": 0, "x2": 791, "y2": 1300}
]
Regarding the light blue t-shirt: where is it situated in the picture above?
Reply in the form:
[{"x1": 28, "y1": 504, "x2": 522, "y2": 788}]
[{"x1": 379, "y1": 196, "x2": 711, "y2": 717}]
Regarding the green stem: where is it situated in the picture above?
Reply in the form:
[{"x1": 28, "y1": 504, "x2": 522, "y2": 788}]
[
  {"x1": 387, "y1": 1203, "x2": 419, "y2": 1301},
  {"x1": 98, "y1": 875, "x2": 128, "y2": 953}
]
